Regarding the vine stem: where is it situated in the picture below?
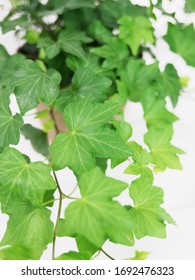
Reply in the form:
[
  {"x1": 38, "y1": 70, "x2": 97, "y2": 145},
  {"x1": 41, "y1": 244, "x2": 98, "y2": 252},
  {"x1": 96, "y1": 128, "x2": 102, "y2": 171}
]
[
  {"x1": 52, "y1": 170, "x2": 64, "y2": 260},
  {"x1": 100, "y1": 248, "x2": 115, "y2": 260}
]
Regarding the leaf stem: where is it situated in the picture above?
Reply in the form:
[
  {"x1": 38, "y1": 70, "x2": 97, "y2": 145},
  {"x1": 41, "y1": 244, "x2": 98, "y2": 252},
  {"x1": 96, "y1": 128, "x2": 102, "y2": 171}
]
[
  {"x1": 52, "y1": 170, "x2": 64, "y2": 260},
  {"x1": 100, "y1": 248, "x2": 115, "y2": 260}
]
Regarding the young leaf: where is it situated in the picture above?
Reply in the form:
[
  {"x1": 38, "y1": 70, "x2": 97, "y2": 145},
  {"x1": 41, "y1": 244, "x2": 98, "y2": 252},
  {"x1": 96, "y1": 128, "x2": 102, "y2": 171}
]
[
  {"x1": 164, "y1": 23, "x2": 195, "y2": 67},
  {"x1": 144, "y1": 127, "x2": 184, "y2": 171},
  {"x1": 0, "y1": 246, "x2": 31, "y2": 260},
  {"x1": 55, "y1": 251, "x2": 91, "y2": 260},
  {"x1": 91, "y1": 37, "x2": 129, "y2": 69},
  {"x1": 60, "y1": 167, "x2": 134, "y2": 247},
  {"x1": 50, "y1": 97, "x2": 132, "y2": 175},
  {"x1": 0, "y1": 202, "x2": 54, "y2": 259},
  {"x1": 0, "y1": 148, "x2": 56, "y2": 210},
  {"x1": 11, "y1": 59, "x2": 61, "y2": 114},
  {"x1": 130, "y1": 250, "x2": 150, "y2": 260},
  {"x1": 119, "y1": 59, "x2": 159, "y2": 102},
  {"x1": 118, "y1": 16, "x2": 154, "y2": 56},
  {"x1": 129, "y1": 177, "x2": 175, "y2": 239},
  {"x1": 0, "y1": 92, "x2": 23, "y2": 147},
  {"x1": 157, "y1": 64, "x2": 182, "y2": 107}
]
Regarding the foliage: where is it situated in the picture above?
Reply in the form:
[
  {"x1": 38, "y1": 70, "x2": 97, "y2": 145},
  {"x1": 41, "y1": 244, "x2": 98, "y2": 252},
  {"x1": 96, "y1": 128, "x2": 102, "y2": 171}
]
[{"x1": 0, "y1": 0, "x2": 192, "y2": 260}]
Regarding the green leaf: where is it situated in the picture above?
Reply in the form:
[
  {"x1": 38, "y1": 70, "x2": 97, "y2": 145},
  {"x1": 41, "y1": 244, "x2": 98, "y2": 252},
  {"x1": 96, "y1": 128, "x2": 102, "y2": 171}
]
[
  {"x1": 52, "y1": 0, "x2": 96, "y2": 14},
  {"x1": 55, "y1": 251, "x2": 91, "y2": 260},
  {"x1": 120, "y1": 59, "x2": 159, "y2": 102},
  {"x1": 144, "y1": 99, "x2": 178, "y2": 129},
  {"x1": 38, "y1": 35, "x2": 61, "y2": 59},
  {"x1": 164, "y1": 23, "x2": 195, "y2": 67},
  {"x1": 144, "y1": 127, "x2": 184, "y2": 171},
  {"x1": 11, "y1": 59, "x2": 61, "y2": 114},
  {"x1": 0, "y1": 15, "x2": 31, "y2": 34},
  {"x1": 0, "y1": 147, "x2": 56, "y2": 210},
  {"x1": 157, "y1": 64, "x2": 182, "y2": 107},
  {"x1": 0, "y1": 246, "x2": 30, "y2": 260},
  {"x1": 118, "y1": 16, "x2": 154, "y2": 56},
  {"x1": 91, "y1": 37, "x2": 129, "y2": 69},
  {"x1": 50, "y1": 97, "x2": 132, "y2": 175},
  {"x1": 72, "y1": 67, "x2": 112, "y2": 100},
  {"x1": 0, "y1": 92, "x2": 23, "y2": 147},
  {"x1": 88, "y1": 20, "x2": 112, "y2": 43},
  {"x1": 58, "y1": 29, "x2": 92, "y2": 60},
  {"x1": 21, "y1": 124, "x2": 49, "y2": 157},
  {"x1": 0, "y1": 202, "x2": 54, "y2": 259},
  {"x1": 76, "y1": 235, "x2": 99, "y2": 257},
  {"x1": 60, "y1": 167, "x2": 134, "y2": 247},
  {"x1": 124, "y1": 147, "x2": 153, "y2": 181},
  {"x1": 185, "y1": 0, "x2": 195, "y2": 12},
  {"x1": 129, "y1": 177, "x2": 175, "y2": 239},
  {"x1": 130, "y1": 250, "x2": 150, "y2": 260}
]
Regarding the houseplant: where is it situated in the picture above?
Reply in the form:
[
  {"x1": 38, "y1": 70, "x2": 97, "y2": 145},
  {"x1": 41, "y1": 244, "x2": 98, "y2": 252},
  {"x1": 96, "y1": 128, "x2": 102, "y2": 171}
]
[{"x1": 0, "y1": 0, "x2": 193, "y2": 260}]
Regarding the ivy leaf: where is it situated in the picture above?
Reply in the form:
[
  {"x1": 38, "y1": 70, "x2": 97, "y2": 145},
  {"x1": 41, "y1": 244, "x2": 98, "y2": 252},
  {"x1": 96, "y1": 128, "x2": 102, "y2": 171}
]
[
  {"x1": 76, "y1": 235, "x2": 98, "y2": 257},
  {"x1": 91, "y1": 38, "x2": 129, "y2": 69},
  {"x1": 130, "y1": 250, "x2": 150, "y2": 260},
  {"x1": 164, "y1": 23, "x2": 195, "y2": 67},
  {"x1": 144, "y1": 99, "x2": 178, "y2": 129},
  {"x1": 118, "y1": 16, "x2": 154, "y2": 56},
  {"x1": 0, "y1": 202, "x2": 54, "y2": 259},
  {"x1": 144, "y1": 127, "x2": 184, "y2": 171},
  {"x1": 52, "y1": 0, "x2": 96, "y2": 14},
  {"x1": 21, "y1": 124, "x2": 49, "y2": 157},
  {"x1": 0, "y1": 246, "x2": 30, "y2": 260},
  {"x1": 88, "y1": 20, "x2": 113, "y2": 43},
  {"x1": 38, "y1": 36, "x2": 61, "y2": 59},
  {"x1": 60, "y1": 167, "x2": 133, "y2": 247},
  {"x1": 120, "y1": 59, "x2": 159, "y2": 102},
  {"x1": 57, "y1": 29, "x2": 92, "y2": 59},
  {"x1": 0, "y1": 92, "x2": 23, "y2": 147},
  {"x1": 11, "y1": 59, "x2": 61, "y2": 114},
  {"x1": 72, "y1": 67, "x2": 112, "y2": 100},
  {"x1": 185, "y1": 0, "x2": 195, "y2": 12},
  {"x1": 0, "y1": 15, "x2": 31, "y2": 34},
  {"x1": 124, "y1": 147, "x2": 153, "y2": 181},
  {"x1": 129, "y1": 177, "x2": 175, "y2": 239},
  {"x1": 50, "y1": 98, "x2": 132, "y2": 175},
  {"x1": 157, "y1": 64, "x2": 182, "y2": 107},
  {"x1": 55, "y1": 251, "x2": 91, "y2": 260},
  {"x1": 0, "y1": 148, "x2": 56, "y2": 210}
]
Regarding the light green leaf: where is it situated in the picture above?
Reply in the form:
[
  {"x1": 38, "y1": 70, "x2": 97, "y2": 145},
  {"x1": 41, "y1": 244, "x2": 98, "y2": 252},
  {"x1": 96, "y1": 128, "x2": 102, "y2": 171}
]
[
  {"x1": 0, "y1": 92, "x2": 23, "y2": 147},
  {"x1": 185, "y1": 0, "x2": 195, "y2": 12},
  {"x1": 124, "y1": 148, "x2": 153, "y2": 181},
  {"x1": 144, "y1": 99, "x2": 178, "y2": 129},
  {"x1": 130, "y1": 250, "x2": 150, "y2": 260},
  {"x1": 120, "y1": 59, "x2": 159, "y2": 102},
  {"x1": 11, "y1": 59, "x2": 61, "y2": 114},
  {"x1": 60, "y1": 167, "x2": 133, "y2": 247},
  {"x1": 76, "y1": 235, "x2": 99, "y2": 257},
  {"x1": 144, "y1": 127, "x2": 184, "y2": 171},
  {"x1": 0, "y1": 202, "x2": 54, "y2": 259},
  {"x1": 164, "y1": 23, "x2": 195, "y2": 67},
  {"x1": 0, "y1": 246, "x2": 30, "y2": 260},
  {"x1": 0, "y1": 147, "x2": 56, "y2": 210},
  {"x1": 118, "y1": 16, "x2": 154, "y2": 56},
  {"x1": 157, "y1": 64, "x2": 182, "y2": 107},
  {"x1": 129, "y1": 177, "x2": 175, "y2": 239},
  {"x1": 21, "y1": 124, "x2": 49, "y2": 157},
  {"x1": 91, "y1": 37, "x2": 129, "y2": 69},
  {"x1": 50, "y1": 97, "x2": 132, "y2": 175},
  {"x1": 55, "y1": 251, "x2": 91, "y2": 260}
]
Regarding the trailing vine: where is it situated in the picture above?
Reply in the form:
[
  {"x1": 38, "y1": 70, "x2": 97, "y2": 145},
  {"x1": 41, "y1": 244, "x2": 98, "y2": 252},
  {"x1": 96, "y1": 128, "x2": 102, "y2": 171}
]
[{"x1": 0, "y1": 0, "x2": 193, "y2": 260}]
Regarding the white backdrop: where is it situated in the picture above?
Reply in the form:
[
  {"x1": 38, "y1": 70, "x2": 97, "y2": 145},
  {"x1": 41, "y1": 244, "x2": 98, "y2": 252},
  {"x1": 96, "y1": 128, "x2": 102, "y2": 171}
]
[{"x1": 0, "y1": 0, "x2": 195, "y2": 260}]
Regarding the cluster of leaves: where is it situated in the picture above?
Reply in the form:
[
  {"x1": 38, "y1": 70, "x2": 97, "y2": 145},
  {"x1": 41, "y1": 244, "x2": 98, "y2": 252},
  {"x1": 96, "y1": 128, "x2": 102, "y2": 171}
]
[{"x1": 0, "y1": 0, "x2": 193, "y2": 260}]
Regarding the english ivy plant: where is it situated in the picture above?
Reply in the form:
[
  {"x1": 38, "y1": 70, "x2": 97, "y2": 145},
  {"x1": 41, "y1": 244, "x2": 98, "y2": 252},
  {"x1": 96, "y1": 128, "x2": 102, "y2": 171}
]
[{"x1": 0, "y1": 0, "x2": 192, "y2": 260}]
